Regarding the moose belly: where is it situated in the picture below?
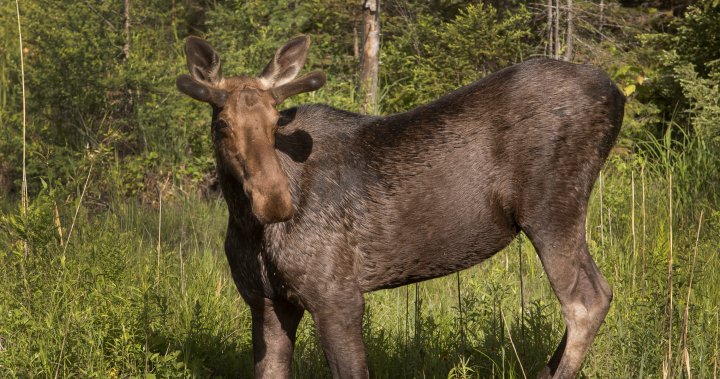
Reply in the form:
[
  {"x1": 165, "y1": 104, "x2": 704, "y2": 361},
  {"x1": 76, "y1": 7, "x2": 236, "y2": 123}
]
[{"x1": 357, "y1": 190, "x2": 519, "y2": 292}]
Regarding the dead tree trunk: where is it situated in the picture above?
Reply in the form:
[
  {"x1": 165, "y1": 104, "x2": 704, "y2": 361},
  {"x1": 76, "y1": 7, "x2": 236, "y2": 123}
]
[
  {"x1": 353, "y1": 26, "x2": 360, "y2": 59},
  {"x1": 553, "y1": 0, "x2": 560, "y2": 59},
  {"x1": 600, "y1": 0, "x2": 605, "y2": 35},
  {"x1": 360, "y1": 0, "x2": 380, "y2": 115},
  {"x1": 123, "y1": 0, "x2": 131, "y2": 60},
  {"x1": 565, "y1": 0, "x2": 573, "y2": 61},
  {"x1": 547, "y1": 0, "x2": 553, "y2": 57},
  {"x1": 123, "y1": 0, "x2": 135, "y2": 136}
]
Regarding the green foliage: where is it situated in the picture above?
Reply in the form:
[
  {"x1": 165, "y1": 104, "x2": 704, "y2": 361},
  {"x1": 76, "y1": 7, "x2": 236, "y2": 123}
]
[
  {"x1": 635, "y1": 1, "x2": 720, "y2": 206},
  {"x1": 639, "y1": 1, "x2": 720, "y2": 126},
  {"x1": 0, "y1": 0, "x2": 211, "y2": 198},
  {"x1": 381, "y1": 3, "x2": 536, "y2": 112},
  {"x1": 673, "y1": 61, "x2": 720, "y2": 144},
  {"x1": 0, "y1": 0, "x2": 714, "y2": 209},
  {"x1": 205, "y1": 0, "x2": 361, "y2": 111},
  {"x1": 671, "y1": 1, "x2": 720, "y2": 78},
  {"x1": 1, "y1": 0, "x2": 720, "y2": 377}
]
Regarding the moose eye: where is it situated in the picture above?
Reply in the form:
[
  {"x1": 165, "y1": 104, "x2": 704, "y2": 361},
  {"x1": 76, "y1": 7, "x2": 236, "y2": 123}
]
[{"x1": 213, "y1": 119, "x2": 229, "y2": 129}]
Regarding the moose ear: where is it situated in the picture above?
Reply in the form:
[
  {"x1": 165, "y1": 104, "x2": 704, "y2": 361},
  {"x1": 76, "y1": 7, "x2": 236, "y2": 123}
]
[
  {"x1": 178, "y1": 37, "x2": 227, "y2": 106},
  {"x1": 259, "y1": 35, "x2": 311, "y2": 88},
  {"x1": 185, "y1": 36, "x2": 223, "y2": 84},
  {"x1": 176, "y1": 74, "x2": 228, "y2": 106},
  {"x1": 271, "y1": 71, "x2": 326, "y2": 104}
]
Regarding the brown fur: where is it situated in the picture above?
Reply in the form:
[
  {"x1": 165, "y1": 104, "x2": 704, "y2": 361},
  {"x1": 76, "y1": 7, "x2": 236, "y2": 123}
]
[{"x1": 177, "y1": 35, "x2": 625, "y2": 379}]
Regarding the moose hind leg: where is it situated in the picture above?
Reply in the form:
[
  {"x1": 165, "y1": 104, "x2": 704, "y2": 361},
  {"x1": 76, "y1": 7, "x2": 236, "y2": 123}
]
[
  {"x1": 527, "y1": 225, "x2": 613, "y2": 379},
  {"x1": 250, "y1": 298, "x2": 304, "y2": 378}
]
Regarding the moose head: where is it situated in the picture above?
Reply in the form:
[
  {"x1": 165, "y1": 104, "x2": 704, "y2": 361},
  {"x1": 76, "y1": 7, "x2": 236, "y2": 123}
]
[{"x1": 177, "y1": 36, "x2": 325, "y2": 223}]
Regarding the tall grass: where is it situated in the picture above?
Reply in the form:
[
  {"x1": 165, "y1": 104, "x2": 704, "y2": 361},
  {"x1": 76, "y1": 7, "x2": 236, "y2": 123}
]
[{"x1": 0, "y1": 133, "x2": 718, "y2": 377}]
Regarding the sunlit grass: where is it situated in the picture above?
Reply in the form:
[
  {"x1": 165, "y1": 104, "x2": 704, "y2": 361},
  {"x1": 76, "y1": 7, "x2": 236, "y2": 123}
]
[{"x1": 1, "y1": 149, "x2": 718, "y2": 378}]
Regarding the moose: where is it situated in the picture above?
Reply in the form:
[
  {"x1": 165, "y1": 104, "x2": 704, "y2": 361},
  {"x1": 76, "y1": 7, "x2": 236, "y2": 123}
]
[{"x1": 176, "y1": 35, "x2": 624, "y2": 378}]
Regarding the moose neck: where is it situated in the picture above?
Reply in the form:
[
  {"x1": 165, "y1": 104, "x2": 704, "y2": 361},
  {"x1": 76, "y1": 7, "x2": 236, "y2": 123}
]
[
  {"x1": 215, "y1": 154, "x2": 257, "y2": 226},
  {"x1": 213, "y1": 93, "x2": 470, "y2": 229}
]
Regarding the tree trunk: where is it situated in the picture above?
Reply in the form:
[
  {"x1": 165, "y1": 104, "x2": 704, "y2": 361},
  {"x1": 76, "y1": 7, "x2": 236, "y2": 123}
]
[
  {"x1": 360, "y1": 0, "x2": 380, "y2": 115},
  {"x1": 553, "y1": 0, "x2": 560, "y2": 59},
  {"x1": 353, "y1": 26, "x2": 359, "y2": 59},
  {"x1": 547, "y1": 0, "x2": 553, "y2": 57},
  {"x1": 123, "y1": 0, "x2": 134, "y2": 127},
  {"x1": 123, "y1": 0, "x2": 131, "y2": 60},
  {"x1": 565, "y1": 0, "x2": 573, "y2": 61},
  {"x1": 600, "y1": 0, "x2": 605, "y2": 36}
]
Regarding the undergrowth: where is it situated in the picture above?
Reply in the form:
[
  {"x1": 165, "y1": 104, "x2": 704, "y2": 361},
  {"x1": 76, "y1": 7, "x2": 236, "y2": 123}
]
[{"x1": 1, "y1": 138, "x2": 718, "y2": 378}]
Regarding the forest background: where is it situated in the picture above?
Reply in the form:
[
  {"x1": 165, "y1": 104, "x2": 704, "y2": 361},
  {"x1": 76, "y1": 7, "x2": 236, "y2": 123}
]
[{"x1": 1, "y1": 0, "x2": 719, "y2": 377}]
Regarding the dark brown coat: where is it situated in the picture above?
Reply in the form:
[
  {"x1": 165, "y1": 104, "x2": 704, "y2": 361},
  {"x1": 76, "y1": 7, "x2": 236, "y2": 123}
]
[{"x1": 177, "y1": 35, "x2": 624, "y2": 379}]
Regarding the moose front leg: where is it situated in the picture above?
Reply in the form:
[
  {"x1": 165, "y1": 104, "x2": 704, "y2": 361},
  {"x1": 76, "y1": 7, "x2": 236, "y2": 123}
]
[
  {"x1": 310, "y1": 292, "x2": 369, "y2": 379},
  {"x1": 250, "y1": 298, "x2": 304, "y2": 378}
]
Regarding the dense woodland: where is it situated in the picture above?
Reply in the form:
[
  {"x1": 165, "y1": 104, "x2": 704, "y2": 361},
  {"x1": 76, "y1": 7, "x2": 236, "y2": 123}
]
[{"x1": 1, "y1": 0, "x2": 719, "y2": 377}]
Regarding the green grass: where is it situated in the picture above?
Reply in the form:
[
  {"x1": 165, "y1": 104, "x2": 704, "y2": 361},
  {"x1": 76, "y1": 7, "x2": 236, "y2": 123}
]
[{"x1": 1, "y1": 154, "x2": 719, "y2": 378}]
